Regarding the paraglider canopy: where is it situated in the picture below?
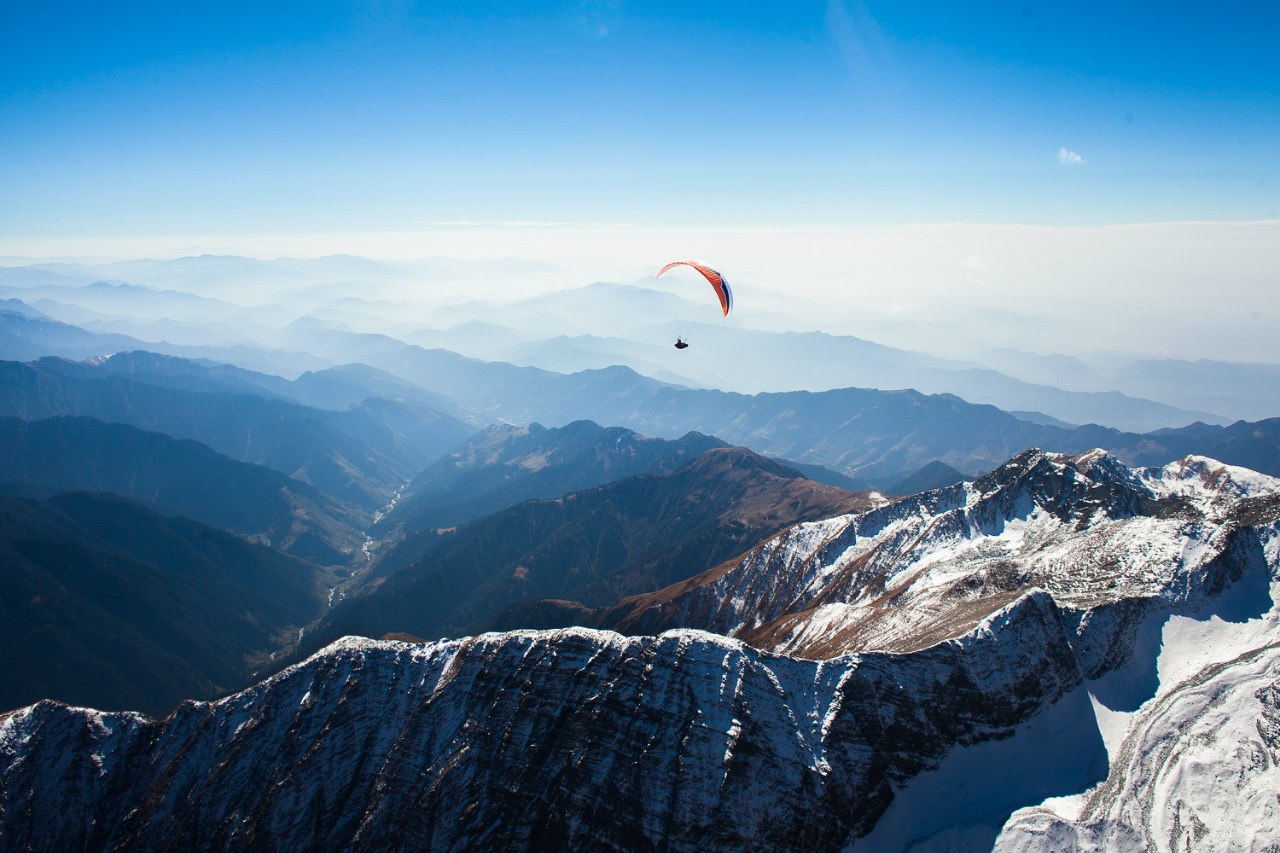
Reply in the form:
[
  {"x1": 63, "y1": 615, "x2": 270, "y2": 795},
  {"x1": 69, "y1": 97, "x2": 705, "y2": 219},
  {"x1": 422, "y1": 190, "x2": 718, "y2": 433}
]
[{"x1": 657, "y1": 260, "x2": 732, "y2": 317}]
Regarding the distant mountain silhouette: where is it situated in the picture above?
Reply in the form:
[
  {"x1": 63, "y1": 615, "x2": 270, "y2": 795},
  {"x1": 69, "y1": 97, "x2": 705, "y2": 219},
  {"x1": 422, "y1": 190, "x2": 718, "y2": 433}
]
[
  {"x1": 885, "y1": 460, "x2": 968, "y2": 496},
  {"x1": 983, "y1": 346, "x2": 1280, "y2": 424},
  {"x1": 0, "y1": 300, "x2": 51, "y2": 319},
  {"x1": 0, "y1": 416, "x2": 364, "y2": 563},
  {"x1": 67, "y1": 349, "x2": 297, "y2": 399},
  {"x1": 0, "y1": 277, "x2": 246, "y2": 322},
  {"x1": 0, "y1": 308, "x2": 150, "y2": 363},
  {"x1": 83, "y1": 350, "x2": 466, "y2": 418},
  {"x1": 488, "y1": 311, "x2": 1229, "y2": 430},
  {"x1": 0, "y1": 358, "x2": 475, "y2": 509},
  {"x1": 1144, "y1": 418, "x2": 1280, "y2": 478},
  {"x1": 7, "y1": 313, "x2": 1276, "y2": 491},
  {"x1": 0, "y1": 491, "x2": 323, "y2": 716},
  {"x1": 288, "y1": 363, "x2": 463, "y2": 415},
  {"x1": 318, "y1": 338, "x2": 1280, "y2": 487}
]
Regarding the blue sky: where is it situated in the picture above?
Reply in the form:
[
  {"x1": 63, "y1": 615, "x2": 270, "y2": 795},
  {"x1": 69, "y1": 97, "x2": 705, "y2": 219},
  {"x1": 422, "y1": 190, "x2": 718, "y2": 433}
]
[{"x1": 2, "y1": 0, "x2": 1277, "y2": 240}]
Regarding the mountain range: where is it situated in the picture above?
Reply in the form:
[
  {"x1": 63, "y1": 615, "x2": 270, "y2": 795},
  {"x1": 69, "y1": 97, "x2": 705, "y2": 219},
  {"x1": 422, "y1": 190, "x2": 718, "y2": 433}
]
[
  {"x1": 587, "y1": 450, "x2": 1275, "y2": 657},
  {"x1": 311, "y1": 334, "x2": 1280, "y2": 487},
  {"x1": 1, "y1": 255, "x2": 1279, "y2": 850},
  {"x1": 0, "y1": 601, "x2": 1088, "y2": 852},
  {"x1": 3, "y1": 449, "x2": 1274, "y2": 849},
  {"x1": 0, "y1": 416, "x2": 363, "y2": 563},
  {"x1": 5, "y1": 314, "x2": 1280, "y2": 498},
  {"x1": 0, "y1": 357, "x2": 474, "y2": 510},
  {"x1": 3, "y1": 272, "x2": 1269, "y2": 432}
]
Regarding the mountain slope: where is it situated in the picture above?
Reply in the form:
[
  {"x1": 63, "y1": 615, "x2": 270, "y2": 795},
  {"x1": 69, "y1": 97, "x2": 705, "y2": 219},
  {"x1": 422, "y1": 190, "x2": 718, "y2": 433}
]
[
  {"x1": 376, "y1": 419, "x2": 729, "y2": 536},
  {"x1": 0, "y1": 492, "x2": 323, "y2": 716},
  {"x1": 597, "y1": 450, "x2": 1277, "y2": 659},
  {"x1": 0, "y1": 358, "x2": 474, "y2": 509},
  {"x1": 568, "y1": 450, "x2": 1280, "y2": 848},
  {"x1": 1, "y1": 450, "x2": 1275, "y2": 850},
  {"x1": 0, "y1": 594, "x2": 1087, "y2": 853},
  {"x1": 885, "y1": 459, "x2": 967, "y2": 496},
  {"x1": 75, "y1": 349, "x2": 297, "y2": 399},
  {"x1": 0, "y1": 416, "x2": 364, "y2": 563},
  {"x1": 321, "y1": 447, "x2": 875, "y2": 644},
  {"x1": 287, "y1": 362, "x2": 463, "y2": 415},
  {"x1": 996, "y1": 637, "x2": 1280, "y2": 851}
]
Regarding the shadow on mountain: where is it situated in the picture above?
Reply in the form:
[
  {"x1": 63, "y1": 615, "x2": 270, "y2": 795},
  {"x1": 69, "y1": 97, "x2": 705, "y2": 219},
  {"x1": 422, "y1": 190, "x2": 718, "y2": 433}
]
[
  {"x1": 311, "y1": 447, "x2": 872, "y2": 653},
  {"x1": 0, "y1": 492, "x2": 324, "y2": 716},
  {"x1": 851, "y1": 686, "x2": 1108, "y2": 850}
]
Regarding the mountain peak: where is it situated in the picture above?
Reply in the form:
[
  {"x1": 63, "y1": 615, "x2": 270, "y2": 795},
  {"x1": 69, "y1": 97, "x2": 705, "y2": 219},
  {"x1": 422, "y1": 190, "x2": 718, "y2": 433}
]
[
  {"x1": 675, "y1": 445, "x2": 801, "y2": 480},
  {"x1": 1154, "y1": 453, "x2": 1280, "y2": 499},
  {"x1": 598, "y1": 448, "x2": 1278, "y2": 660}
]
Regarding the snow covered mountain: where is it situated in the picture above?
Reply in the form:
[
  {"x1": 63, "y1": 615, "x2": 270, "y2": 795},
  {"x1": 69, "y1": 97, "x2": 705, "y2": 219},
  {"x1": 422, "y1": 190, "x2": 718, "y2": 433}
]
[
  {"x1": 601, "y1": 449, "x2": 1276, "y2": 660},
  {"x1": 594, "y1": 449, "x2": 1280, "y2": 849},
  {"x1": 0, "y1": 599, "x2": 1085, "y2": 852},
  {"x1": 0, "y1": 450, "x2": 1276, "y2": 851}
]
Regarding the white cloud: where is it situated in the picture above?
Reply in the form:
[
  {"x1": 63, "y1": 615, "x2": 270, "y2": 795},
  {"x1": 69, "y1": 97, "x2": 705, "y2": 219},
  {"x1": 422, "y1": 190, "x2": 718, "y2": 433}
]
[{"x1": 1057, "y1": 147, "x2": 1086, "y2": 166}]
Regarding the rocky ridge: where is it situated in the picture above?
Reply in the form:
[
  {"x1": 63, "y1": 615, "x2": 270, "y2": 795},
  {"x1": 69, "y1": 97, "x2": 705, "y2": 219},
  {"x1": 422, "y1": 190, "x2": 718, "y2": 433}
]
[
  {"x1": 600, "y1": 449, "x2": 1279, "y2": 665},
  {"x1": 1, "y1": 593, "x2": 1083, "y2": 852}
]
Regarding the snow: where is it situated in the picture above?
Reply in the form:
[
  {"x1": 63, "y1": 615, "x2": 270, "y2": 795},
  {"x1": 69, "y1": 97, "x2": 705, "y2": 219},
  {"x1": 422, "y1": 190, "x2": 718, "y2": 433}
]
[
  {"x1": 1087, "y1": 693, "x2": 1134, "y2": 766},
  {"x1": 1158, "y1": 612, "x2": 1278, "y2": 694},
  {"x1": 1142, "y1": 455, "x2": 1280, "y2": 507},
  {"x1": 998, "y1": 644, "x2": 1280, "y2": 852},
  {"x1": 778, "y1": 602, "x2": 863, "y2": 651},
  {"x1": 993, "y1": 517, "x2": 1280, "y2": 850}
]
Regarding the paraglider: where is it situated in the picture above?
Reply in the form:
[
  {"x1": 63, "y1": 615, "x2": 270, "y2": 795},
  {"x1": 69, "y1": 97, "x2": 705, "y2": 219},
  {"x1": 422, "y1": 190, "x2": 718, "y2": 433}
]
[{"x1": 658, "y1": 260, "x2": 731, "y2": 350}]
